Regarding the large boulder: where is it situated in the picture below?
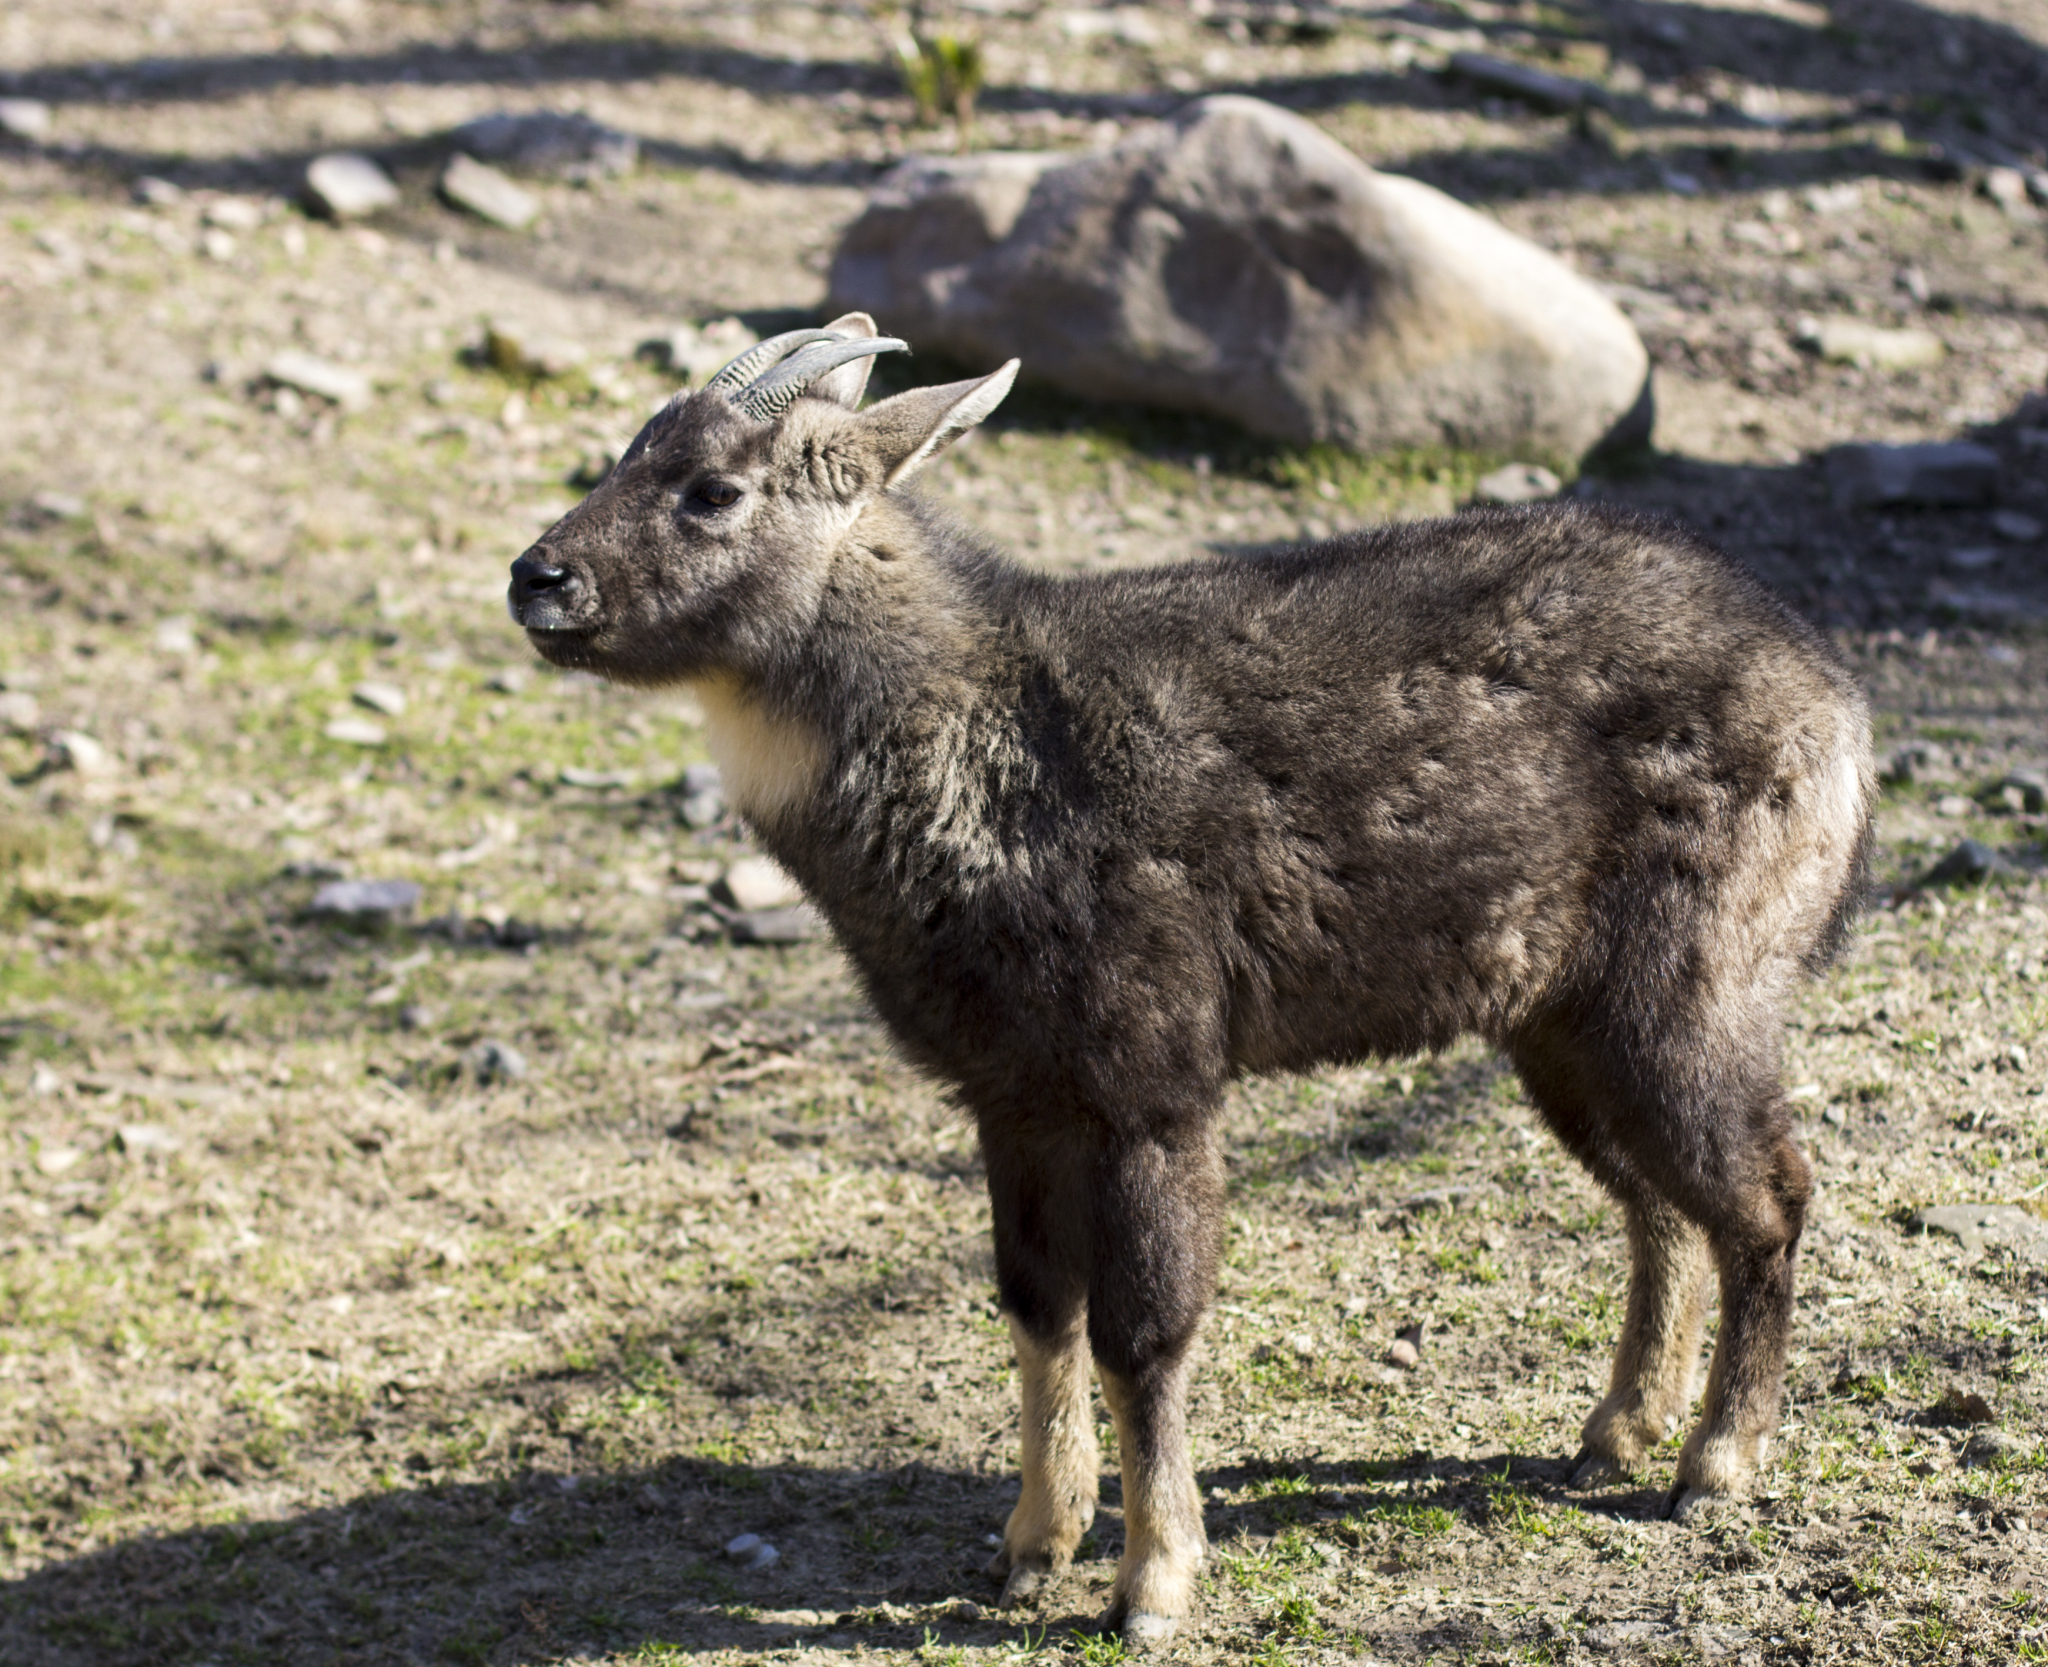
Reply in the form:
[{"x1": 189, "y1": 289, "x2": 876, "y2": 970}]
[{"x1": 829, "y1": 96, "x2": 1650, "y2": 460}]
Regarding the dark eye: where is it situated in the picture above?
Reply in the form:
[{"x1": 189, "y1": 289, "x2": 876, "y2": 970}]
[{"x1": 692, "y1": 481, "x2": 740, "y2": 509}]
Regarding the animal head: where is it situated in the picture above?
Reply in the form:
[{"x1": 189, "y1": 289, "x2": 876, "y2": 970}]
[{"x1": 507, "y1": 312, "x2": 1018, "y2": 686}]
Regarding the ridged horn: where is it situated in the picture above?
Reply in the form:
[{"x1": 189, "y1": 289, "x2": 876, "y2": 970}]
[
  {"x1": 735, "y1": 335, "x2": 910, "y2": 419},
  {"x1": 701, "y1": 328, "x2": 843, "y2": 395}
]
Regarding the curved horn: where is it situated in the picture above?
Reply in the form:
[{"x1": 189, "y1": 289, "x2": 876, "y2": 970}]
[
  {"x1": 702, "y1": 328, "x2": 844, "y2": 395},
  {"x1": 736, "y1": 336, "x2": 910, "y2": 420}
]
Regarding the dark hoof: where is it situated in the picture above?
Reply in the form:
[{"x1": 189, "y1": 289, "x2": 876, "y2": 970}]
[
  {"x1": 999, "y1": 1562, "x2": 1047, "y2": 1608},
  {"x1": 1664, "y1": 1484, "x2": 1733, "y2": 1523},
  {"x1": 1569, "y1": 1448, "x2": 1630, "y2": 1490}
]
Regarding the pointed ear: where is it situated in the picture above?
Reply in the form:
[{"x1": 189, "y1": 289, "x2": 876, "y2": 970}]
[
  {"x1": 856, "y1": 361, "x2": 1020, "y2": 488},
  {"x1": 809, "y1": 312, "x2": 883, "y2": 408}
]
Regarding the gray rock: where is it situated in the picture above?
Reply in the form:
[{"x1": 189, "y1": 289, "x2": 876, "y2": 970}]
[
  {"x1": 638, "y1": 317, "x2": 759, "y2": 384},
  {"x1": 452, "y1": 110, "x2": 637, "y2": 180},
  {"x1": 323, "y1": 715, "x2": 387, "y2": 746},
  {"x1": 727, "y1": 905, "x2": 826, "y2": 945},
  {"x1": 310, "y1": 878, "x2": 423, "y2": 919},
  {"x1": 1981, "y1": 167, "x2": 2036, "y2": 218},
  {"x1": 1992, "y1": 509, "x2": 2043, "y2": 542},
  {"x1": 828, "y1": 96, "x2": 1649, "y2": 461},
  {"x1": 1449, "y1": 52, "x2": 1601, "y2": 110},
  {"x1": 1824, "y1": 442, "x2": 2000, "y2": 510},
  {"x1": 133, "y1": 175, "x2": 184, "y2": 206},
  {"x1": 1918, "y1": 839, "x2": 2010, "y2": 888},
  {"x1": 265, "y1": 350, "x2": 373, "y2": 411},
  {"x1": 1914, "y1": 1203, "x2": 2048, "y2": 1264},
  {"x1": 1472, "y1": 463, "x2": 1562, "y2": 504},
  {"x1": 466, "y1": 1039, "x2": 528, "y2": 1084},
  {"x1": 0, "y1": 690, "x2": 38, "y2": 731},
  {"x1": 487, "y1": 667, "x2": 530, "y2": 695},
  {"x1": 0, "y1": 99, "x2": 53, "y2": 142},
  {"x1": 440, "y1": 153, "x2": 539, "y2": 230},
  {"x1": 48, "y1": 730, "x2": 111, "y2": 775},
  {"x1": 717, "y1": 857, "x2": 804, "y2": 913},
  {"x1": 678, "y1": 761, "x2": 726, "y2": 828},
  {"x1": 1796, "y1": 317, "x2": 1945, "y2": 370},
  {"x1": 558, "y1": 765, "x2": 636, "y2": 789},
  {"x1": 723, "y1": 1531, "x2": 780, "y2": 1570},
  {"x1": 305, "y1": 152, "x2": 399, "y2": 219},
  {"x1": 116, "y1": 1123, "x2": 182, "y2": 1155},
  {"x1": 351, "y1": 680, "x2": 407, "y2": 716},
  {"x1": 2001, "y1": 771, "x2": 2046, "y2": 814}
]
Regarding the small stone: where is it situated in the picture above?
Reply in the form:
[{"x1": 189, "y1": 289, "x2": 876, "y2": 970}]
[
  {"x1": 1450, "y1": 52, "x2": 1601, "y2": 110},
  {"x1": 133, "y1": 175, "x2": 184, "y2": 206},
  {"x1": 949, "y1": 1600, "x2": 986, "y2": 1622},
  {"x1": 1918, "y1": 839, "x2": 2007, "y2": 887},
  {"x1": 305, "y1": 152, "x2": 400, "y2": 219},
  {"x1": 487, "y1": 666, "x2": 531, "y2": 694},
  {"x1": 1915, "y1": 1202, "x2": 2048, "y2": 1263},
  {"x1": 29, "y1": 490, "x2": 85, "y2": 521},
  {"x1": 0, "y1": 98, "x2": 53, "y2": 141},
  {"x1": 199, "y1": 227, "x2": 238, "y2": 262},
  {"x1": 2001, "y1": 771, "x2": 2046, "y2": 814},
  {"x1": 559, "y1": 765, "x2": 636, "y2": 789},
  {"x1": 1472, "y1": 463, "x2": 1562, "y2": 505},
  {"x1": 324, "y1": 715, "x2": 388, "y2": 746},
  {"x1": 0, "y1": 690, "x2": 39, "y2": 731},
  {"x1": 725, "y1": 1532, "x2": 762, "y2": 1561},
  {"x1": 310, "y1": 878, "x2": 422, "y2": 919},
  {"x1": 398, "y1": 1003, "x2": 439, "y2": 1031},
  {"x1": 352, "y1": 680, "x2": 407, "y2": 717},
  {"x1": 484, "y1": 319, "x2": 587, "y2": 379},
  {"x1": 1946, "y1": 547, "x2": 2000, "y2": 573},
  {"x1": 466, "y1": 1039, "x2": 528, "y2": 1083},
  {"x1": 1933, "y1": 794, "x2": 1975, "y2": 818},
  {"x1": 35, "y1": 1144, "x2": 81, "y2": 1175},
  {"x1": 116, "y1": 1123, "x2": 181, "y2": 1155},
  {"x1": 153, "y1": 616, "x2": 197, "y2": 654},
  {"x1": 1934, "y1": 1387, "x2": 1995, "y2": 1425},
  {"x1": 1821, "y1": 1103, "x2": 1846, "y2": 1127},
  {"x1": 30, "y1": 1063, "x2": 63, "y2": 1096},
  {"x1": 639, "y1": 318, "x2": 761, "y2": 383},
  {"x1": 48, "y1": 729, "x2": 111, "y2": 775},
  {"x1": 1823, "y1": 442, "x2": 2001, "y2": 511},
  {"x1": 440, "y1": 153, "x2": 539, "y2": 230},
  {"x1": 718, "y1": 856, "x2": 805, "y2": 912},
  {"x1": 1981, "y1": 167, "x2": 2035, "y2": 217},
  {"x1": 203, "y1": 197, "x2": 265, "y2": 230},
  {"x1": 1801, "y1": 181, "x2": 1862, "y2": 215},
  {"x1": 1895, "y1": 264, "x2": 1931, "y2": 305},
  {"x1": 266, "y1": 350, "x2": 374, "y2": 411},
  {"x1": 1285, "y1": 1330, "x2": 1317, "y2": 1358},
  {"x1": 1796, "y1": 317, "x2": 1945, "y2": 370},
  {"x1": 1992, "y1": 510, "x2": 2043, "y2": 542},
  {"x1": 1387, "y1": 1337, "x2": 1421, "y2": 1371},
  {"x1": 451, "y1": 110, "x2": 638, "y2": 180},
  {"x1": 727, "y1": 906, "x2": 825, "y2": 945}
]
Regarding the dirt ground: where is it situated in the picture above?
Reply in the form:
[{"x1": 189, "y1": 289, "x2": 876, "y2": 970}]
[{"x1": 3, "y1": 2, "x2": 2047, "y2": 1664}]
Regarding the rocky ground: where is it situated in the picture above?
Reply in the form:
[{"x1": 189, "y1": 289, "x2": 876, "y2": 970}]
[{"x1": 2, "y1": 2, "x2": 2047, "y2": 1665}]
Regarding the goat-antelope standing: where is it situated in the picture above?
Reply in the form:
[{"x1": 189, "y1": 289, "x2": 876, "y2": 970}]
[{"x1": 508, "y1": 316, "x2": 1873, "y2": 1643}]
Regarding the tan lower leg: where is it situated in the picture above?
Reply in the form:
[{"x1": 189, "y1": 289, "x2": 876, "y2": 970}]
[
  {"x1": 995, "y1": 1316, "x2": 1098, "y2": 1584},
  {"x1": 1582, "y1": 1202, "x2": 1710, "y2": 1472},
  {"x1": 1098, "y1": 1360, "x2": 1206, "y2": 1628}
]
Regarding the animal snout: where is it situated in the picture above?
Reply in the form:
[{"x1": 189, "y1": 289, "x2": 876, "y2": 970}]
[{"x1": 509, "y1": 550, "x2": 589, "y2": 630}]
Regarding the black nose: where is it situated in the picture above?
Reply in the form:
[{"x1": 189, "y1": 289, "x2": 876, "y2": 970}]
[{"x1": 510, "y1": 552, "x2": 579, "y2": 607}]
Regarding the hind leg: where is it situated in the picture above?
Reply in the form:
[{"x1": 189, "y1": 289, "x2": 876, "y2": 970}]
[
  {"x1": 1089, "y1": 1129, "x2": 1224, "y2": 1645},
  {"x1": 1573, "y1": 1195, "x2": 1710, "y2": 1487},
  {"x1": 1670, "y1": 1124, "x2": 1810, "y2": 1518}
]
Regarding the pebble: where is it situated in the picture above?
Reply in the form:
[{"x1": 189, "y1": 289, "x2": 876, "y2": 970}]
[
  {"x1": 1449, "y1": 52, "x2": 1600, "y2": 110},
  {"x1": 1387, "y1": 1337, "x2": 1421, "y2": 1371},
  {"x1": 1915, "y1": 1201, "x2": 2048, "y2": 1263},
  {"x1": 48, "y1": 729, "x2": 111, "y2": 774},
  {"x1": 1981, "y1": 167, "x2": 2035, "y2": 218},
  {"x1": 324, "y1": 715, "x2": 387, "y2": 746},
  {"x1": 0, "y1": 99, "x2": 54, "y2": 141},
  {"x1": 724, "y1": 1531, "x2": 780, "y2": 1570},
  {"x1": 1918, "y1": 838, "x2": 2007, "y2": 887},
  {"x1": 352, "y1": 680, "x2": 407, "y2": 717},
  {"x1": 203, "y1": 197, "x2": 265, "y2": 231},
  {"x1": 1947, "y1": 547, "x2": 2000, "y2": 572},
  {"x1": 678, "y1": 762, "x2": 725, "y2": 828},
  {"x1": 266, "y1": 350, "x2": 373, "y2": 412},
  {"x1": 153, "y1": 616, "x2": 197, "y2": 654},
  {"x1": 30, "y1": 490, "x2": 85, "y2": 521},
  {"x1": 1472, "y1": 463, "x2": 1562, "y2": 505},
  {"x1": 0, "y1": 690, "x2": 38, "y2": 731},
  {"x1": 310, "y1": 878, "x2": 422, "y2": 919},
  {"x1": 487, "y1": 666, "x2": 530, "y2": 694},
  {"x1": 727, "y1": 905, "x2": 826, "y2": 945},
  {"x1": 440, "y1": 153, "x2": 539, "y2": 230},
  {"x1": 452, "y1": 110, "x2": 639, "y2": 180},
  {"x1": 117, "y1": 1123, "x2": 182, "y2": 1155},
  {"x1": 134, "y1": 175, "x2": 184, "y2": 206},
  {"x1": 2001, "y1": 771, "x2": 2046, "y2": 814},
  {"x1": 305, "y1": 152, "x2": 400, "y2": 219},
  {"x1": 1795, "y1": 316, "x2": 1945, "y2": 370},
  {"x1": 484, "y1": 319, "x2": 587, "y2": 379},
  {"x1": 559, "y1": 765, "x2": 636, "y2": 789},
  {"x1": 1992, "y1": 510, "x2": 2043, "y2": 542},
  {"x1": 1823, "y1": 441, "x2": 2001, "y2": 510},
  {"x1": 719, "y1": 856, "x2": 805, "y2": 912},
  {"x1": 466, "y1": 1039, "x2": 528, "y2": 1084},
  {"x1": 1933, "y1": 794, "x2": 1975, "y2": 818}
]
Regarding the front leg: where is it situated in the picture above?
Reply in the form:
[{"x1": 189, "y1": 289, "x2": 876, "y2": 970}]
[
  {"x1": 988, "y1": 1314, "x2": 1099, "y2": 1605},
  {"x1": 1097, "y1": 1355, "x2": 1205, "y2": 1642}
]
